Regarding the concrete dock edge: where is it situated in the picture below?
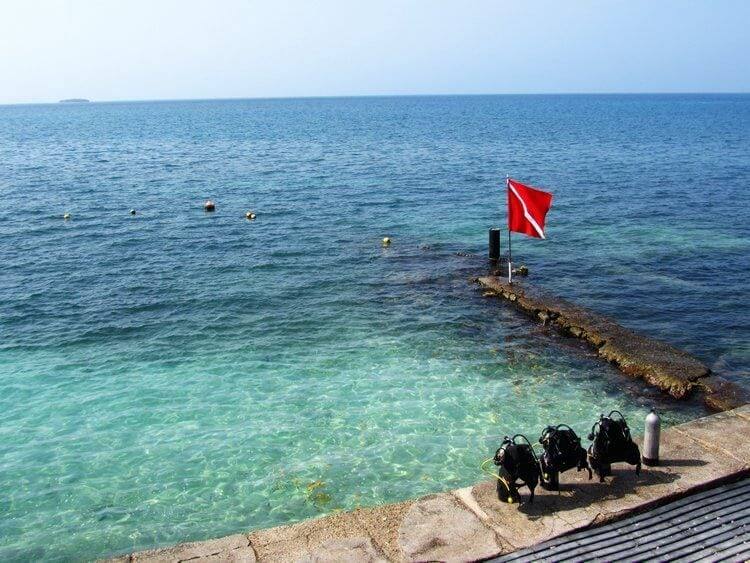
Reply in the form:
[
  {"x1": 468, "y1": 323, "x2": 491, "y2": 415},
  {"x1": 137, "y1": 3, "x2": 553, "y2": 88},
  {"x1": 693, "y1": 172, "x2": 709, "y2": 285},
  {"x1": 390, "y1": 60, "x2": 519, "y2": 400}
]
[{"x1": 108, "y1": 406, "x2": 750, "y2": 562}]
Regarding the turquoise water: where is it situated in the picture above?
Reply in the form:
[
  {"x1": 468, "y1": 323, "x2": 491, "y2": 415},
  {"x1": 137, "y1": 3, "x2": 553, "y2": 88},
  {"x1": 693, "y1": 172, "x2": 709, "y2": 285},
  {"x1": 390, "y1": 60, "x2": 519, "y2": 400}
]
[{"x1": 1, "y1": 95, "x2": 748, "y2": 561}]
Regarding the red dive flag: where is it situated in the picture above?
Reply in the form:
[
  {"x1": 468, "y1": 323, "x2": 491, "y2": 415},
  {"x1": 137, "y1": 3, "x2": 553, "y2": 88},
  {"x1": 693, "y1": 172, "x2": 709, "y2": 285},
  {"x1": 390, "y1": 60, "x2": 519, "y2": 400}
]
[{"x1": 507, "y1": 178, "x2": 553, "y2": 239}]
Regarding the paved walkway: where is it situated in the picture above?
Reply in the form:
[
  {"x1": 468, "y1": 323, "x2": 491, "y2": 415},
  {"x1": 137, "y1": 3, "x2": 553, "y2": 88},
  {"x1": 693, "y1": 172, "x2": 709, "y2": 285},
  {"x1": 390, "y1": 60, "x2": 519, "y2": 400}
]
[
  {"x1": 109, "y1": 405, "x2": 750, "y2": 562},
  {"x1": 492, "y1": 477, "x2": 750, "y2": 562}
]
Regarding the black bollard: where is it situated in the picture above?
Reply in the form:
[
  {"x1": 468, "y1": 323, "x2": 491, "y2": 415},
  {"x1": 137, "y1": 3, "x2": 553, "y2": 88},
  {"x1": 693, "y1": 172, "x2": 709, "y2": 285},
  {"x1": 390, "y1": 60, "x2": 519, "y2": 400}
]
[{"x1": 489, "y1": 228, "x2": 501, "y2": 260}]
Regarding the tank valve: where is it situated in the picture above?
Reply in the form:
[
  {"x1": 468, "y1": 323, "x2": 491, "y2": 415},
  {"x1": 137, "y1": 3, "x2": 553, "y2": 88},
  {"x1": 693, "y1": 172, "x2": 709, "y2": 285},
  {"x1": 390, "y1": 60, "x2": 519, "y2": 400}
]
[{"x1": 643, "y1": 408, "x2": 661, "y2": 466}]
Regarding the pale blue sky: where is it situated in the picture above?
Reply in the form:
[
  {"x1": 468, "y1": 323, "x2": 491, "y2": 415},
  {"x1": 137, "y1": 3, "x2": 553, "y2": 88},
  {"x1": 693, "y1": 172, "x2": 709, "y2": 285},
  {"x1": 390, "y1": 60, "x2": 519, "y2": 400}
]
[{"x1": 1, "y1": 0, "x2": 748, "y2": 104}]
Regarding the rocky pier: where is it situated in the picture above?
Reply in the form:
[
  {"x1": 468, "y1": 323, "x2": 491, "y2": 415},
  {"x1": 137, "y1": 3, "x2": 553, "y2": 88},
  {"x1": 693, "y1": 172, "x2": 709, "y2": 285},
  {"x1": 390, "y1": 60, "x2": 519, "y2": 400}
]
[{"x1": 476, "y1": 276, "x2": 748, "y2": 411}]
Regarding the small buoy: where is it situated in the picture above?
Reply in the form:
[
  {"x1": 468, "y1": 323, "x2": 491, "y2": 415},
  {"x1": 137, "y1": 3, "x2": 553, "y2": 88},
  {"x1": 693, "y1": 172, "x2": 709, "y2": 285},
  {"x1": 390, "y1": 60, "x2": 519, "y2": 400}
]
[
  {"x1": 129, "y1": 209, "x2": 137, "y2": 215},
  {"x1": 63, "y1": 213, "x2": 71, "y2": 220},
  {"x1": 245, "y1": 211, "x2": 256, "y2": 220},
  {"x1": 382, "y1": 237, "x2": 391, "y2": 247},
  {"x1": 204, "y1": 200, "x2": 215, "y2": 212}
]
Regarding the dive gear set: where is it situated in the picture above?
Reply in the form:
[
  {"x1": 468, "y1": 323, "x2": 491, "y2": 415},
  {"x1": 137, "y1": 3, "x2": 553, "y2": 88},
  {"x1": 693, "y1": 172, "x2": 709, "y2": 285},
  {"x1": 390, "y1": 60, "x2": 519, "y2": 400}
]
[
  {"x1": 492, "y1": 435, "x2": 540, "y2": 503},
  {"x1": 484, "y1": 411, "x2": 644, "y2": 503},
  {"x1": 587, "y1": 410, "x2": 642, "y2": 482},
  {"x1": 539, "y1": 424, "x2": 591, "y2": 490}
]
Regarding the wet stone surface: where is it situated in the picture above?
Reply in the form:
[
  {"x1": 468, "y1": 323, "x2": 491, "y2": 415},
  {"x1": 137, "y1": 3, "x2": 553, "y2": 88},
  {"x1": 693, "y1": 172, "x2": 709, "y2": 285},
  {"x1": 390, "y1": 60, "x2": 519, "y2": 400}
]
[
  {"x1": 698, "y1": 376, "x2": 750, "y2": 412},
  {"x1": 397, "y1": 494, "x2": 502, "y2": 562},
  {"x1": 129, "y1": 535, "x2": 253, "y2": 562},
  {"x1": 476, "y1": 277, "x2": 719, "y2": 403}
]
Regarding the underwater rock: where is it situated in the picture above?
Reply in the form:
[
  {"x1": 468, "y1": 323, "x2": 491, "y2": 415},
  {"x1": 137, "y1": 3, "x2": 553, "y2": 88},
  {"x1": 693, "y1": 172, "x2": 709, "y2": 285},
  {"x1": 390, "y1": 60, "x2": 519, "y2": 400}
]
[
  {"x1": 699, "y1": 376, "x2": 750, "y2": 412},
  {"x1": 568, "y1": 326, "x2": 584, "y2": 338}
]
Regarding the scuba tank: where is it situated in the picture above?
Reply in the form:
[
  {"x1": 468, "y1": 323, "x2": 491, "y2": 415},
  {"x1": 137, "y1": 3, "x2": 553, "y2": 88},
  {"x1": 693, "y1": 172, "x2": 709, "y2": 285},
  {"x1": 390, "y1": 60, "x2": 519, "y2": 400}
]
[
  {"x1": 642, "y1": 408, "x2": 661, "y2": 466},
  {"x1": 587, "y1": 411, "x2": 642, "y2": 482},
  {"x1": 493, "y1": 435, "x2": 540, "y2": 503},
  {"x1": 538, "y1": 424, "x2": 592, "y2": 490}
]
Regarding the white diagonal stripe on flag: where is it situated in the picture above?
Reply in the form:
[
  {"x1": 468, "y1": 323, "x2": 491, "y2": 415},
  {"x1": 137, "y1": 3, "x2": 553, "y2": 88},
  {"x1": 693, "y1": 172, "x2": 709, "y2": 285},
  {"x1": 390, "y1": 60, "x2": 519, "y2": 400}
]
[{"x1": 508, "y1": 182, "x2": 546, "y2": 239}]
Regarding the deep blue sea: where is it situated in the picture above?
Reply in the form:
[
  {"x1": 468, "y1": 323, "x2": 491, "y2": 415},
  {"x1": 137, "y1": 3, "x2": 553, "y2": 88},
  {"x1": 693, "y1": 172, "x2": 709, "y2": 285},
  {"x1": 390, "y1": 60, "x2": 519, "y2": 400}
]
[{"x1": 1, "y1": 95, "x2": 748, "y2": 561}]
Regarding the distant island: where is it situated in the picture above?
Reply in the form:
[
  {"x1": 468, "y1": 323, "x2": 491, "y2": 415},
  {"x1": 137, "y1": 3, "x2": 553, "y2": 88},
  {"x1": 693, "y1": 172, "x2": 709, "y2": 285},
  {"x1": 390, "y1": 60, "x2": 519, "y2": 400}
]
[{"x1": 59, "y1": 98, "x2": 90, "y2": 103}]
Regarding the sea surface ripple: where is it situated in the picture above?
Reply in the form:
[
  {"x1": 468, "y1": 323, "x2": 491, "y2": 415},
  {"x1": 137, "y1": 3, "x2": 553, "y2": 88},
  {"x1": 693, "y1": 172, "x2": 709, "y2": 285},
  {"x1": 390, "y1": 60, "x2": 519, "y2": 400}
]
[{"x1": 0, "y1": 95, "x2": 748, "y2": 561}]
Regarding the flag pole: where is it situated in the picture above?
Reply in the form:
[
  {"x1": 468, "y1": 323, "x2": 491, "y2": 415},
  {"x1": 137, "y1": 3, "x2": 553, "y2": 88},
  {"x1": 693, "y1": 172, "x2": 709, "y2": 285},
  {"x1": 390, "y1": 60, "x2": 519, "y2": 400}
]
[
  {"x1": 508, "y1": 229, "x2": 512, "y2": 284},
  {"x1": 506, "y1": 176, "x2": 512, "y2": 284}
]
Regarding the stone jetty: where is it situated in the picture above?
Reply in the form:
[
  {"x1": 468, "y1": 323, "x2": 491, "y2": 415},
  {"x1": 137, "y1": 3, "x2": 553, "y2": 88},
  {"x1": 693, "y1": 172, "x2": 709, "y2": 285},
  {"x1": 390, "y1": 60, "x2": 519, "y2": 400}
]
[{"x1": 477, "y1": 276, "x2": 748, "y2": 410}]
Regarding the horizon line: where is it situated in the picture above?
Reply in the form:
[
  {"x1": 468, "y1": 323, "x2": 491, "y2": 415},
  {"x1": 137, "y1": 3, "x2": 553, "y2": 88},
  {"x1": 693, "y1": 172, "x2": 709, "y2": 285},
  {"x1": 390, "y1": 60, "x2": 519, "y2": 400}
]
[{"x1": 2, "y1": 90, "x2": 750, "y2": 107}]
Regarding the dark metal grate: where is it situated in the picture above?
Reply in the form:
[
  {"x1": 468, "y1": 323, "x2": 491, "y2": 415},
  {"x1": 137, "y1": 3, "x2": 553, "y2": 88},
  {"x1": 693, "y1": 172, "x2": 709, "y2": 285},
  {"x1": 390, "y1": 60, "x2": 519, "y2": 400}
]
[{"x1": 490, "y1": 478, "x2": 750, "y2": 563}]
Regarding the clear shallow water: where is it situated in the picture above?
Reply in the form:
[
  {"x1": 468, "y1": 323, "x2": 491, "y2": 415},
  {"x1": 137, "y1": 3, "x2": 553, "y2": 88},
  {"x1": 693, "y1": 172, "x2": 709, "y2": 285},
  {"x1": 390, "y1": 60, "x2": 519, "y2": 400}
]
[{"x1": 0, "y1": 95, "x2": 748, "y2": 561}]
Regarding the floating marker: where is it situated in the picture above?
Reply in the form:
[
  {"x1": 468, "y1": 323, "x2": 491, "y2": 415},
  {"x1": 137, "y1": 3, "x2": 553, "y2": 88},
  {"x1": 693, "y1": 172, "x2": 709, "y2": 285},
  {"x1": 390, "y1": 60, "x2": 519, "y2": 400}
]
[{"x1": 382, "y1": 237, "x2": 391, "y2": 247}]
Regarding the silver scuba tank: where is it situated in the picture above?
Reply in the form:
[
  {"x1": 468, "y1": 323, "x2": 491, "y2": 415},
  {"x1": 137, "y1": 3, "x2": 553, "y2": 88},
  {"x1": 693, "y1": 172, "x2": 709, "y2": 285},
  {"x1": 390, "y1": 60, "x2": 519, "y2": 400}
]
[{"x1": 642, "y1": 408, "x2": 661, "y2": 466}]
